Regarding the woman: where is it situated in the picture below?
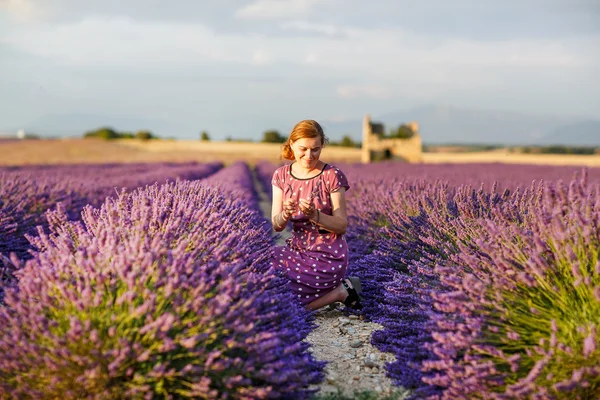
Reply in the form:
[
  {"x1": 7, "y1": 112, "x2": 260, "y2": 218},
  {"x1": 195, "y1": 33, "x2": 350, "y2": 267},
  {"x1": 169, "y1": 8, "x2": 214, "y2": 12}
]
[{"x1": 270, "y1": 119, "x2": 362, "y2": 310}]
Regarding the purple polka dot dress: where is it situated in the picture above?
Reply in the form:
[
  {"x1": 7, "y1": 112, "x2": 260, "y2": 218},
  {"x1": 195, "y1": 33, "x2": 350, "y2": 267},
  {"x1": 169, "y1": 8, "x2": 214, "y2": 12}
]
[{"x1": 271, "y1": 163, "x2": 350, "y2": 305}]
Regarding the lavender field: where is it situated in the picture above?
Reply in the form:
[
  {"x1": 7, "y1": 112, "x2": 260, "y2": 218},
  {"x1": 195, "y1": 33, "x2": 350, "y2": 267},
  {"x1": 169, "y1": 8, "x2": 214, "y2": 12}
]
[{"x1": 1, "y1": 160, "x2": 599, "y2": 399}]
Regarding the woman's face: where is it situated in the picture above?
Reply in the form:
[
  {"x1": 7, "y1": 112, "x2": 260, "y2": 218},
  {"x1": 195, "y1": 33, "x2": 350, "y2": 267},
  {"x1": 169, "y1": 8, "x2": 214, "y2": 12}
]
[{"x1": 292, "y1": 137, "x2": 322, "y2": 169}]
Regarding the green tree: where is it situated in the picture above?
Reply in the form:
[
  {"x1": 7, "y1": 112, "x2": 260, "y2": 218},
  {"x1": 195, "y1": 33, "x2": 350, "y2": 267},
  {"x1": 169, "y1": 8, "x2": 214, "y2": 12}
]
[
  {"x1": 339, "y1": 135, "x2": 356, "y2": 147},
  {"x1": 83, "y1": 127, "x2": 119, "y2": 140},
  {"x1": 200, "y1": 131, "x2": 210, "y2": 141},
  {"x1": 261, "y1": 130, "x2": 286, "y2": 143},
  {"x1": 135, "y1": 130, "x2": 155, "y2": 141},
  {"x1": 388, "y1": 124, "x2": 415, "y2": 139}
]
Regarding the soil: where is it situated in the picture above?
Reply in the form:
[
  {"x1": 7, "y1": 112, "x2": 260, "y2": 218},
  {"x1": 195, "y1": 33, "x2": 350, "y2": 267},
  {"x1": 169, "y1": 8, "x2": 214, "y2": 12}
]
[{"x1": 306, "y1": 305, "x2": 408, "y2": 398}]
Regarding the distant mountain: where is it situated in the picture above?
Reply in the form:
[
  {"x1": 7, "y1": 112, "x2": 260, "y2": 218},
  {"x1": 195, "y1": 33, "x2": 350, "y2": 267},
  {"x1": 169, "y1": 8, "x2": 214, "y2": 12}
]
[
  {"x1": 540, "y1": 120, "x2": 600, "y2": 146},
  {"x1": 321, "y1": 105, "x2": 599, "y2": 146},
  {"x1": 5, "y1": 106, "x2": 599, "y2": 146},
  {"x1": 13, "y1": 112, "x2": 186, "y2": 138},
  {"x1": 379, "y1": 105, "x2": 570, "y2": 145}
]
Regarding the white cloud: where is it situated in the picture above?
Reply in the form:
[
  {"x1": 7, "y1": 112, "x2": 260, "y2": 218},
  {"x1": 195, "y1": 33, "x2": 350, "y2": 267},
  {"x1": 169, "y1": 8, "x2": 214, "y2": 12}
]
[
  {"x1": 279, "y1": 20, "x2": 342, "y2": 36},
  {"x1": 2, "y1": 13, "x2": 593, "y2": 77},
  {"x1": 2, "y1": 0, "x2": 45, "y2": 22},
  {"x1": 234, "y1": 0, "x2": 326, "y2": 20},
  {"x1": 1, "y1": 2, "x2": 599, "y2": 134},
  {"x1": 304, "y1": 53, "x2": 317, "y2": 64},
  {"x1": 252, "y1": 50, "x2": 271, "y2": 65},
  {"x1": 2, "y1": 17, "x2": 254, "y2": 67}
]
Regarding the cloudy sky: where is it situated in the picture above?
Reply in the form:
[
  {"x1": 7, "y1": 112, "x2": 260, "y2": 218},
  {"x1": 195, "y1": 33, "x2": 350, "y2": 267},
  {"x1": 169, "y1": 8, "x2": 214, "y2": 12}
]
[{"x1": 1, "y1": 0, "x2": 599, "y2": 140}]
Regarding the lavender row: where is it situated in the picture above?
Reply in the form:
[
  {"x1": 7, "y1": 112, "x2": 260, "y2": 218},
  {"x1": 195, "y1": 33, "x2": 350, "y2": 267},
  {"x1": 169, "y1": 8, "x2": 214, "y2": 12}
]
[
  {"x1": 1, "y1": 161, "x2": 224, "y2": 201},
  {"x1": 0, "y1": 180, "x2": 324, "y2": 398},
  {"x1": 343, "y1": 167, "x2": 599, "y2": 398},
  {"x1": 339, "y1": 161, "x2": 600, "y2": 192},
  {"x1": 0, "y1": 163, "x2": 154, "y2": 179},
  {"x1": 0, "y1": 162, "x2": 222, "y2": 306},
  {"x1": 0, "y1": 162, "x2": 222, "y2": 261},
  {"x1": 350, "y1": 178, "x2": 517, "y2": 396},
  {"x1": 199, "y1": 161, "x2": 278, "y2": 254},
  {"x1": 201, "y1": 161, "x2": 262, "y2": 212},
  {"x1": 251, "y1": 160, "x2": 600, "y2": 398},
  {"x1": 254, "y1": 160, "x2": 280, "y2": 200},
  {"x1": 421, "y1": 172, "x2": 599, "y2": 399},
  {"x1": 253, "y1": 160, "x2": 285, "y2": 234}
]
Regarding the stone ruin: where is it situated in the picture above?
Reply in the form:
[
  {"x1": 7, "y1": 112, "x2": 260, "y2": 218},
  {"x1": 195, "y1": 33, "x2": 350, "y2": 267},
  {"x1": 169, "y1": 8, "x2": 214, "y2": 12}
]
[{"x1": 361, "y1": 114, "x2": 423, "y2": 163}]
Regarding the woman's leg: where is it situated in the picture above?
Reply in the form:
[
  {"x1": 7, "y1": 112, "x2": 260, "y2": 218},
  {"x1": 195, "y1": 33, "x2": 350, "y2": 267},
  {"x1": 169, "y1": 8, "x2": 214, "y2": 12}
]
[{"x1": 306, "y1": 279, "x2": 356, "y2": 310}]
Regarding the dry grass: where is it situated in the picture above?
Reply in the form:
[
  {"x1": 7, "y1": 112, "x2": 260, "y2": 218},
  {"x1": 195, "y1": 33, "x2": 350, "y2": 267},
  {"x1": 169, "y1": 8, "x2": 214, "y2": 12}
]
[
  {"x1": 117, "y1": 139, "x2": 362, "y2": 164},
  {"x1": 0, "y1": 139, "x2": 361, "y2": 166},
  {"x1": 1, "y1": 138, "x2": 599, "y2": 167},
  {"x1": 422, "y1": 149, "x2": 600, "y2": 167}
]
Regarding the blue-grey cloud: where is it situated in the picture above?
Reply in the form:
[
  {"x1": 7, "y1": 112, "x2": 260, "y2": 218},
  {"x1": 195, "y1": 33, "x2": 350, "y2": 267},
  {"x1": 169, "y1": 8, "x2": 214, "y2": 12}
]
[
  {"x1": 321, "y1": 0, "x2": 600, "y2": 40},
  {"x1": 1, "y1": 0, "x2": 598, "y2": 143},
  {"x1": 3, "y1": 0, "x2": 599, "y2": 39}
]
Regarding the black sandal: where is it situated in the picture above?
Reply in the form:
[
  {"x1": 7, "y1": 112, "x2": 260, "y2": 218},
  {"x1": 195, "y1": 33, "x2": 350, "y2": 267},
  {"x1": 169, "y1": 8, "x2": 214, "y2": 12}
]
[{"x1": 342, "y1": 277, "x2": 363, "y2": 310}]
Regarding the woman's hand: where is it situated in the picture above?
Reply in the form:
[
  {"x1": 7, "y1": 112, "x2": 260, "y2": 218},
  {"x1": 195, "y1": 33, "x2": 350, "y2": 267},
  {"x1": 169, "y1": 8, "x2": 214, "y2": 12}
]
[
  {"x1": 298, "y1": 198, "x2": 316, "y2": 219},
  {"x1": 283, "y1": 199, "x2": 298, "y2": 218}
]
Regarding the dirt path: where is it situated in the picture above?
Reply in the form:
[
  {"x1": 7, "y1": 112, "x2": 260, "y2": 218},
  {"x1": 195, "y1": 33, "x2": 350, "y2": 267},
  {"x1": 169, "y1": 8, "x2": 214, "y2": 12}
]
[{"x1": 251, "y1": 169, "x2": 407, "y2": 398}]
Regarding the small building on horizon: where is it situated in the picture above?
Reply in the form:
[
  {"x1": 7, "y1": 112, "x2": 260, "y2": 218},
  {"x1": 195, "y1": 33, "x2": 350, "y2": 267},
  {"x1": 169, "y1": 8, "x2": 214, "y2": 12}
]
[{"x1": 361, "y1": 114, "x2": 423, "y2": 163}]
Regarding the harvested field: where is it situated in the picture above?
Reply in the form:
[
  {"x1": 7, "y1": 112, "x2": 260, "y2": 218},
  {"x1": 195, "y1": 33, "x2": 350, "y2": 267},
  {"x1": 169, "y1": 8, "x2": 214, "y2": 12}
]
[
  {"x1": 0, "y1": 139, "x2": 361, "y2": 166},
  {"x1": 2, "y1": 138, "x2": 600, "y2": 167},
  {"x1": 422, "y1": 148, "x2": 600, "y2": 167}
]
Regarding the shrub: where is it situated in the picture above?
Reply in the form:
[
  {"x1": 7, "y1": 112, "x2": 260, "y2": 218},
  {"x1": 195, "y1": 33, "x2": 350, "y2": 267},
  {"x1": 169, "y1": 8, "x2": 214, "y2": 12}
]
[
  {"x1": 0, "y1": 181, "x2": 324, "y2": 399},
  {"x1": 387, "y1": 124, "x2": 415, "y2": 139},
  {"x1": 83, "y1": 127, "x2": 120, "y2": 140},
  {"x1": 261, "y1": 130, "x2": 286, "y2": 143},
  {"x1": 135, "y1": 130, "x2": 154, "y2": 141},
  {"x1": 0, "y1": 173, "x2": 84, "y2": 261},
  {"x1": 0, "y1": 163, "x2": 222, "y2": 264},
  {"x1": 423, "y1": 172, "x2": 600, "y2": 399}
]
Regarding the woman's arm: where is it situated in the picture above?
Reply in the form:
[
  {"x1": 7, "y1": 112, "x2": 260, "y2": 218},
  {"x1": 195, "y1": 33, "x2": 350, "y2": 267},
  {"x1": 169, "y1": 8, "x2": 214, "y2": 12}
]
[
  {"x1": 302, "y1": 188, "x2": 348, "y2": 235},
  {"x1": 271, "y1": 185, "x2": 293, "y2": 232}
]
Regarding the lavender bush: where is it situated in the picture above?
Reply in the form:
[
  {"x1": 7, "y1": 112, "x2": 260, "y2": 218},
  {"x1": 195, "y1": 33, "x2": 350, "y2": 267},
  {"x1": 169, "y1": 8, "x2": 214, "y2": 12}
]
[
  {"x1": 0, "y1": 172, "x2": 85, "y2": 260},
  {"x1": 0, "y1": 161, "x2": 222, "y2": 184},
  {"x1": 0, "y1": 162, "x2": 222, "y2": 305},
  {"x1": 343, "y1": 165, "x2": 600, "y2": 399},
  {"x1": 0, "y1": 162, "x2": 222, "y2": 261},
  {"x1": 0, "y1": 180, "x2": 323, "y2": 399},
  {"x1": 254, "y1": 160, "x2": 279, "y2": 200},
  {"x1": 253, "y1": 160, "x2": 290, "y2": 235},
  {"x1": 339, "y1": 161, "x2": 600, "y2": 193},
  {"x1": 201, "y1": 162, "x2": 261, "y2": 211},
  {"x1": 347, "y1": 178, "x2": 461, "y2": 396},
  {"x1": 423, "y1": 171, "x2": 600, "y2": 399}
]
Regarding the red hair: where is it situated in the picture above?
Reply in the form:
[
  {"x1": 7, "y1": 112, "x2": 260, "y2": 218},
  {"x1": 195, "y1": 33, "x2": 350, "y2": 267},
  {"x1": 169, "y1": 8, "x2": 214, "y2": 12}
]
[{"x1": 281, "y1": 120, "x2": 329, "y2": 160}]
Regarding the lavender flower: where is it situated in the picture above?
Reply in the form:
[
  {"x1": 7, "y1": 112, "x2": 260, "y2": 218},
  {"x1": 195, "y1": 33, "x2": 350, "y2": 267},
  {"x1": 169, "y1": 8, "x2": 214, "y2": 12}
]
[
  {"x1": 340, "y1": 164, "x2": 600, "y2": 399},
  {"x1": 0, "y1": 179, "x2": 323, "y2": 398},
  {"x1": 0, "y1": 162, "x2": 222, "y2": 300}
]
